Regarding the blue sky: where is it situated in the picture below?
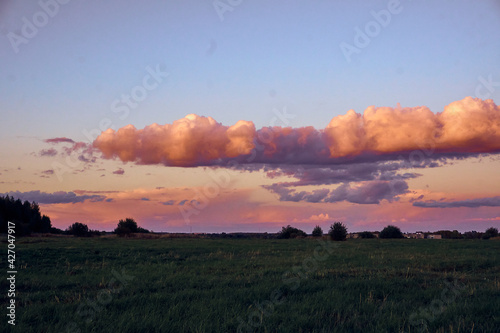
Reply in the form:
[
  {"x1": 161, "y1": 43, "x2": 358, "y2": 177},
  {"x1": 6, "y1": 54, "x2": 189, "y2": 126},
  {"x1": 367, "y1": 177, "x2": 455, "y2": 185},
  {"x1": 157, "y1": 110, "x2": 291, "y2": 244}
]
[{"x1": 2, "y1": 0, "x2": 499, "y2": 139}]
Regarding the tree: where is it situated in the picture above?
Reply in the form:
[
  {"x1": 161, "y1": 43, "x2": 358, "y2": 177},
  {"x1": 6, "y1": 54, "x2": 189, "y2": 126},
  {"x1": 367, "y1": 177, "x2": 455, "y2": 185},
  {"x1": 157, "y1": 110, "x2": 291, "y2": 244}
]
[
  {"x1": 114, "y1": 218, "x2": 149, "y2": 236},
  {"x1": 312, "y1": 225, "x2": 323, "y2": 237},
  {"x1": 67, "y1": 222, "x2": 90, "y2": 237},
  {"x1": 329, "y1": 222, "x2": 347, "y2": 241},
  {"x1": 464, "y1": 231, "x2": 481, "y2": 239},
  {"x1": 137, "y1": 226, "x2": 150, "y2": 233},
  {"x1": 358, "y1": 231, "x2": 375, "y2": 239},
  {"x1": 114, "y1": 218, "x2": 138, "y2": 236},
  {"x1": 50, "y1": 227, "x2": 65, "y2": 234},
  {"x1": 436, "y1": 230, "x2": 463, "y2": 239},
  {"x1": 277, "y1": 225, "x2": 307, "y2": 239},
  {"x1": 379, "y1": 225, "x2": 404, "y2": 239},
  {"x1": 483, "y1": 227, "x2": 499, "y2": 239}
]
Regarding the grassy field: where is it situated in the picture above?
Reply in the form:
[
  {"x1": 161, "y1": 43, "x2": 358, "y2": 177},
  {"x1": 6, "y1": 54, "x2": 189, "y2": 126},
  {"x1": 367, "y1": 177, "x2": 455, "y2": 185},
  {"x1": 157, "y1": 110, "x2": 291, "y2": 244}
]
[{"x1": 1, "y1": 236, "x2": 499, "y2": 333}]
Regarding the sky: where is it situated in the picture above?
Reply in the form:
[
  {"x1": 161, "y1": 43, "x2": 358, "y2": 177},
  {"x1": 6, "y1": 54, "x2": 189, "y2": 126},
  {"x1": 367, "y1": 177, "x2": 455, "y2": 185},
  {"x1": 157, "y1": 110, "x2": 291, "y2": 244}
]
[{"x1": 1, "y1": 0, "x2": 500, "y2": 233}]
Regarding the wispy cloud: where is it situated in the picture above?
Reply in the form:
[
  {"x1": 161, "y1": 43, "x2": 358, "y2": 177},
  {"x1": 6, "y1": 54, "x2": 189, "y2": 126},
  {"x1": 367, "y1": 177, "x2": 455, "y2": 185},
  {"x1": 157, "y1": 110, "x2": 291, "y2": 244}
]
[
  {"x1": 413, "y1": 196, "x2": 500, "y2": 208},
  {"x1": 1, "y1": 190, "x2": 106, "y2": 204},
  {"x1": 112, "y1": 168, "x2": 125, "y2": 175},
  {"x1": 264, "y1": 180, "x2": 409, "y2": 204},
  {"x1": 45, "y1": 137, "x2": 75, "y2": 144},
  {"x1": 39, "y1": 148, "x2": 58, "y2": 157}
]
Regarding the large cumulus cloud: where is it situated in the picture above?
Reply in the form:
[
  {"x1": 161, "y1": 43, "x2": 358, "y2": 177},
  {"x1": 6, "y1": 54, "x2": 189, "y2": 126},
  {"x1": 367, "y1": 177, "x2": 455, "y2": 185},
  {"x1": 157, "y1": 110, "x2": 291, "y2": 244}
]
[
  {"x1": 94, "y1": 114, "x2": 256, "y2": 167},
  {"x1": 93, "y1": 97, "x2": 500, "y2": 167}
]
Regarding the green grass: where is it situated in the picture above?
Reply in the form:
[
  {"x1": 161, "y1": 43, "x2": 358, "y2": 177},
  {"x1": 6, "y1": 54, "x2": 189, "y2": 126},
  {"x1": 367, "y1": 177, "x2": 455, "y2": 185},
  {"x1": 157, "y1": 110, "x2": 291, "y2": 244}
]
[{"x1": 1, "y1": 236, "x2": 499, "y2": 332}]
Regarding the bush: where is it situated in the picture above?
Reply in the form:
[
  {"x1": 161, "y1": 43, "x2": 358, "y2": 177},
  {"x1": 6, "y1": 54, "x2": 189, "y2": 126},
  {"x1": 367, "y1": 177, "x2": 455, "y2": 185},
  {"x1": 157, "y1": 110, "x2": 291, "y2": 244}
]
[
  {"x1": 312, "y1": 225, "x2": 323, "y2": 237},
  {"x1": 483, "y1": 227, "x2": 499, "y2": 239},
  {"x1": 277, "y1": 225, "x2": 307, "y2": 239},
  {"x1": 66, "y1": 222, "x2": 90, "y2": 237},
  {"x1": 114, "y1": 218, "x2": 149, "y2": 236},
  {"x1": 379, "y1": 225, "x2": 404, "y2": 239},
  {"x1": 50, "y1": 227, "x2": 65, "y2": 234},
  {"x1": 436, "y1": 230, "x2": 463, "y2": 239},
  {"x1": 137, "y1": 227, "x2": 150, "y2": 233},
  {"x1": 464, "y1": 231, "x2": 481, "y2": 239},
  {"x1": 358, "y1": 231, "x2": 375, "y2": 239},
  {"x1": 329, "y1": 222, "x2": 347, "y2": 241}
]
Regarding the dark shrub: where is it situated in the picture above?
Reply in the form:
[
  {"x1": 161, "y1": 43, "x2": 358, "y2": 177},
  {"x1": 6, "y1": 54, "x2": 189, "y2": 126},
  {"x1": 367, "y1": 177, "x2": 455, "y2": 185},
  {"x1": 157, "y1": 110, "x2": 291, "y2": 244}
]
[
  {"x1": 464, "y1": 231, "x2": 481, "y2": 239},
  {"x1": 436, "y1": 230, "x2": 463, "y2": 239},
  {"x1": 115, "y1": 218, "x2": 137, "y2": 236},
  {"x1": 114, "y1": 218, "x2": 149, "y2": 236},
  {"x1": 67, "y1": 222, "x2": 90, "y2": 237},
  {"x1": 50, "y1": 227, "x2": 65, "y2": 234},
  {"x1": 358, "y1": 231, "x2": 375, "y2": 239},
  {"x1": 379, "y1": 225, "x2": 404, "y2": 239},
  {"x1": 312, "y1": 225, "x2": 323, "y2": 237},
  {"x1": 483, "y1": 227, "x2": 499, "y2": 239},
  {"x1": 277, "y1": 225, "x2": 307, "y2": 239},
  {"x1": 137, "y1": 226, "x2": 150, "y2": 233},
  {"x1": 329, "y1": 222, "x2": 347, "y2": 241}
]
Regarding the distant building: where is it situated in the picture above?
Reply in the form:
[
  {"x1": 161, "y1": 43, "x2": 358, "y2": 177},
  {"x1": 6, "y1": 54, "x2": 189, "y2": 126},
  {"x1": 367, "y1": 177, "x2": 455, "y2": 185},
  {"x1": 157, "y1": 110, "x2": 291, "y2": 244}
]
[
  {"x1": 427, "y1": 234, "x2": 442, "y2": 239},
  {"x1": 406, "y1": 232, "x2": 425, "y2": 239}
]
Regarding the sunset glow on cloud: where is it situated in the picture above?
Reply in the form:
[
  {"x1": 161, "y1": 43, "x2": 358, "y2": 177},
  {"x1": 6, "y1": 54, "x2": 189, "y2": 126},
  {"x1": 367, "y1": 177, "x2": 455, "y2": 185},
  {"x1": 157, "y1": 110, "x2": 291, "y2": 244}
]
[{"x1": 94, "y1": 97, "x2": 500, "y2": 167}]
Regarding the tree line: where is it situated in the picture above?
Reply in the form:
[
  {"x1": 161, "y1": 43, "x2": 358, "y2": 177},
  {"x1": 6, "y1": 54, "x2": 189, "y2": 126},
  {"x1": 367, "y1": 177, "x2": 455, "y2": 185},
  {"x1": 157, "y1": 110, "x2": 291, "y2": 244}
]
[
  {"x1": 0, "y1": 195, "x2": 149, "y2": 237},
  {"x1": 277, "y1": 223, "x2": 499, "y2": 240},
  {"x1": 0, "y1": 195, "x2": 52, "y2": 236},
  {"x1": 1, "y1": 195, "x2": 498, "y2": 239}
]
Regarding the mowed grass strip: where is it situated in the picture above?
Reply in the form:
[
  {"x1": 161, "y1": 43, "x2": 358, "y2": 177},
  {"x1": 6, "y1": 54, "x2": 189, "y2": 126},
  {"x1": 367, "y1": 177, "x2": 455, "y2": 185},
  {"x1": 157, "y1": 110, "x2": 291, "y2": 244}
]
[{"x1": 1, "y1": 237, "x2": 499, "y2": 332}]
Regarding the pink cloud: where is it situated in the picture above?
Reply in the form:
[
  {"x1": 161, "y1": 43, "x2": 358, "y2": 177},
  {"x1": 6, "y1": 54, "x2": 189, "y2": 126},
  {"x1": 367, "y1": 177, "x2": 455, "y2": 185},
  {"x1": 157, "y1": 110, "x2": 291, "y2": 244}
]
[
  {"x1": 93, "y1": 97, "x2": 500, "y2": 167},
  {"x1": 264, "y1": 180, "x2": 409, "y2": 204},
  {"x1": 45, "y1": 137, "x2": 75, "y2": 144},
  {"x1": 94, "y1": 115, "x2": 256, "y2": 166},
  {"x1": 413, "y1": 196, "x2": 500, "y2": 208},
  {"x1": 1, "y1": 190, "x2": 106, "y2": 204},
  {"x1": 39, "y1": 148, "x2": 58, "y2": 157},
  {"x1": 112, "y1": 168, "x2": 125, "y2": 175},
  {"x1": 309, "y1": 213, "x2": 331, "y2": 222}
]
